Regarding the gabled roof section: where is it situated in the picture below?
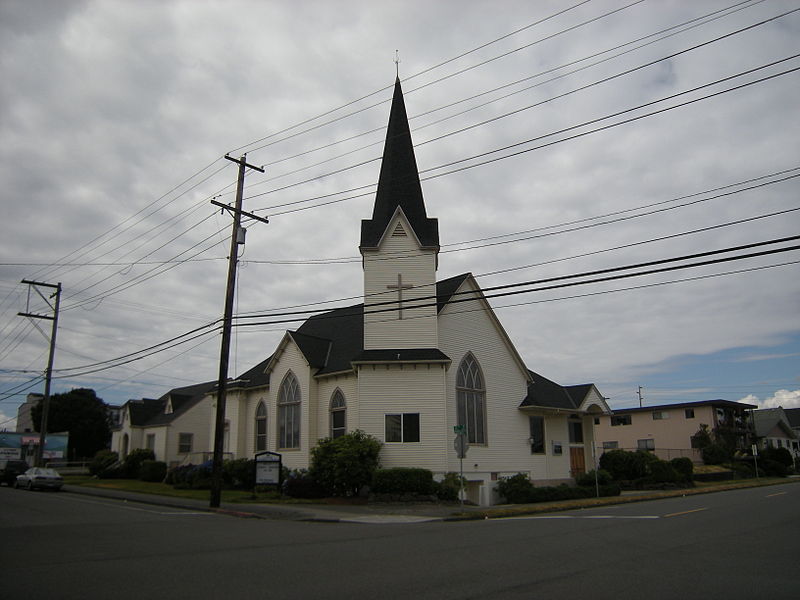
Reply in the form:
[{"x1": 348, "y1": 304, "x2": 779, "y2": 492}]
[
  {"x1": 229, "y1": 355, "x2": 272, "y2": 390},
  {"x1": 126, "y1": 380, "x2": 215, "y2": 427},
  {"x1": 520, "y1": 370, "x2": 579, "y2": 411},
  {"x1": 360, "y1": 78, "x2": 439, "y2": 250},
  {"x1": 753, "y1": 407, "x2": 797, "y2": 439},
  {"x1": 785, "y1": 408, "x2": 800, "y2": 429}
]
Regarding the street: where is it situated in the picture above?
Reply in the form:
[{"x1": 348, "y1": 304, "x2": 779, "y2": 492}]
[{"x1": 1, "y1": 484, "x2": 798, "y2": 599}]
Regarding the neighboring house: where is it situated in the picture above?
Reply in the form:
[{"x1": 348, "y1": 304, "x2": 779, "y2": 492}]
[
  {"x1": 753, "y1": 407, "x2": 798, "y2": 460},
  {"x1": 111, "y1": 381, "x2": 215, "y2": 466},
  {"x1": 192, "y1": 78, "x2": 611, "y2": 506},
  {"x1": 593, "y1": 399, "x2": 757, "y2": 462},
  {"x1": 784, "y1": 408, "x2": 800, "y2": 457}
]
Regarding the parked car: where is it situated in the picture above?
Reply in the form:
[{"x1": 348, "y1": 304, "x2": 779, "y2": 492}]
[
  {"x1": 0, "y1": 459, "x2": 30, "y2": 486},
  {"x1": 14, "y1": 467, "x2": 63, "y2": 491}
]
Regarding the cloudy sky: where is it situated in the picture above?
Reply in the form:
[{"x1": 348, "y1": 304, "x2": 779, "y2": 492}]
[{"x1": 1, "y1": 0, "x2": 798, "y2": 430}]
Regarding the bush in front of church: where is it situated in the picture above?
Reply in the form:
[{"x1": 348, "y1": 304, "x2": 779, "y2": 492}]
[{"x1": 309, "y1": 430, "x2": 383, "y2": 497}]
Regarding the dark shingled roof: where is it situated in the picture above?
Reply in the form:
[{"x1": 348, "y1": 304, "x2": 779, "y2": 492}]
[
  {"x1": 127, "y1": 380, "x2": 216, "y2": 427},
  {"x1": 520, "y1": 370, "x2": 580, "y2": 411},
  {"x1": 565, "y1": 384, "x2": 594, "y2": 407},
  {"x1": 785, "y1": 408, "x2": 800, "y2": 428},
  {"x1": 229, "y1": 355, "x2": 272, "y2": 390},
  {"x1": 352, "y1": 348, "x2": 450, "y2": 364},
  {"x1": 360, "y1": 78, "x2": 439, "y2": 249}
]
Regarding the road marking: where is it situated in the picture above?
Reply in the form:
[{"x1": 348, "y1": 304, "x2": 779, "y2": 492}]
[
  {"x1": 508, "y1": 515, "x2": 659, "y2": 520},
  {"x1": 664, "y1": 507, "x2": 707, "y2": 518},
  {"x1": 766, "y1": 492, "x2": 787, "y2": 497}
]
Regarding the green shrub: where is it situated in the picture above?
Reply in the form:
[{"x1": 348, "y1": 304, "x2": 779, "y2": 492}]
[
  {"x1": 282, "y1": 469, "x2": 326, "y2": 499},
  {"x1": 646, "y1": 460, "x2": 679, "y2": 484},
  {"x1": 89, "y1": 449, "x2": 119, "y2": 478},
  {"x1": 761, "y1": 447, "x2": 793, "y2": 468},
  {"x1": 166, "y1": 463, "x2": 212, "y2": 489},
  {"x1": 496, "y1": 473, "x2": 535, "y2": 504},
  {"x1": 309, "y1": 430, "x2": 382, "y2": 497},
  {"x1": 760, "y1": 459, "x2": 788, "y2": 477},
  {"x1": 434, "y1": 472, "x2": 466, "y2": 502},
  {"x1": 123, "y1": 448, "x2": 155, "y2": 479},
  {"x1": 224, "y1": 458, "x2": 255, "y2": 489},
  {"x1": 372, "y1": 468, "x2": 435, "y2": 495},
  {"x1": 669, "y1": 457, "x2": 694, "y2": 481},
  {"x1": 599, "y1": 449, "x2": 659, "y2": 480},
  {"x1": 702, "y1": 443, "x2": 729, "y2": 465},
  {"x1": 139, "y1": 460, "x2": 167, "y2": 482},
  {"x1": 575, "y1": 469, "x2": 613, "y2": 487}
]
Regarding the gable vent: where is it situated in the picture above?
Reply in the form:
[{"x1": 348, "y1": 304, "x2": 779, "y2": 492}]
[{"x1": 392, "y1": 222, "x2": 407, "y2": 237}]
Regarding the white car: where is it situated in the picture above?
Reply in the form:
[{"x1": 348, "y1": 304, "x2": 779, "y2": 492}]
[{"x1": 15, "y1": 467, "x2": 63, "y2": 491}]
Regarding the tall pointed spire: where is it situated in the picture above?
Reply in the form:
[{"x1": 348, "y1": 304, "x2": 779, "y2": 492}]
[{"x1": 360, "y1": 78, "x2": 439, "y2": 249}]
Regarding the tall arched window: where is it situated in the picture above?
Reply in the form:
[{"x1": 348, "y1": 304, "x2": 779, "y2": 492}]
[
  {"x1": 255, "y1": 401, "x2": 267, "y2": 452},
  {"x1": 330, "y1": 390, "x2": 346, "y2": 439},
  {"x1": 278, "y1": 372, "x2": 301, "y2": 449},
  {"x1": 457, "y1": 354, "x2": 486, "y2": 444}
]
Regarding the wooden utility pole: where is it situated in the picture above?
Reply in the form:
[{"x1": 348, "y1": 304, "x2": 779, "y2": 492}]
[
  {"x1": 18, "y1": 279, "x2": 62, "y2": 467},
  {"x1": 209, "y1": 154, "x2": 266, "y2": 509}
]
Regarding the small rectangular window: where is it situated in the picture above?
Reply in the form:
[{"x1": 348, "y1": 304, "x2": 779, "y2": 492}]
[
  {"x1": 385, "y1": 414, "x2": 419, "y2": 443},
  {"x1": 529, "y1": 416, "x2": 545, "y2": 454},
  {"x1": 637, "y1": 438, "x2": 655, "y2": 451},
  {"x1": 568, "y1": 421, "x2": 583, "y2": 443},
  {"x1": 602, "y1": 441, "x2": 619, "y2": 449},
  {"x1": 652, "y1": 411, "x2": 669, "y2": 420},
  {"x1": 611, "y1": 415, "x2": 632, "y2": 426},
  {"x1": 685, "y1": 409, "x2": 695, "y2": 419},
  {"x1": 178, "y1": 433, "x2": 193, "y2": 454},
  {"x1": 146, "y1": 434, "x2": 155, "y2": 451}
]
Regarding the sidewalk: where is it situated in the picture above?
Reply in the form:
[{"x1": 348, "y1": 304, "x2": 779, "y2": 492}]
[{"x1": 62, "y1": 477, "x2": 799, "y2": 524}]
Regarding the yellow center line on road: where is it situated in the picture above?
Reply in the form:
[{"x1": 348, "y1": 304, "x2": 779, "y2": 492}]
[
  {"x1": 766, "y1": 492, "x2": 787, "y2": 497},
  {"x1": 663, "y1": 507, "x2": 707, "y2": 518}
]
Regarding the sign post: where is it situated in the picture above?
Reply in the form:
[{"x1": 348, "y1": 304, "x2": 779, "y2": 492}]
[
  {"x1": 453, "y1": 425, "x2": 469, "y2": 509},
  {"x1": 752, "y1": 444, "x2": 759, "y2": 479}
]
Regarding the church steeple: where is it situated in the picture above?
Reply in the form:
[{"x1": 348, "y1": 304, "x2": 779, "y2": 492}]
[{"x1": 360, "y1": 78, "x2": 439, "y2": 250}]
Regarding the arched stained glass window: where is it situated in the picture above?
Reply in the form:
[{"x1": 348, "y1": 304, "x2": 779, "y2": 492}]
[
  {"x1": 255, "y1": 401, "x2": 267, "y2": 452},
  {"x1": 330, "y1": 390, "x2": 346, "y2": 439},
  {"x1": 278, "y1": 372, "x2": 301, "y2": 449},
  {"x1": 456, "y1": 354, "x2": 486, "y2": 444}
]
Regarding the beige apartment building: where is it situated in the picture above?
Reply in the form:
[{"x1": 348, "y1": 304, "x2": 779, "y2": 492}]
[{"x1": 593, "y1": 399, "x2": 756, "y2": 463}]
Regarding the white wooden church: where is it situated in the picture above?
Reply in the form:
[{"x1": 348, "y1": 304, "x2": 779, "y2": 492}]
[{"x1": 113, "y1": 78, "x2": 610, "y2": 506}]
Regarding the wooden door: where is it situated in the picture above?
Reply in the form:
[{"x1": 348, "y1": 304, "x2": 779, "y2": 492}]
[{"x1": 570, "y1": 447, "x2": 586, "y2": 477}]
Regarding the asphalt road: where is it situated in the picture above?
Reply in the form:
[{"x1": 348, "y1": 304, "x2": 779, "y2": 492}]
[{"x1": 1, "y1": 483, "x2": 797, "y2": 599}]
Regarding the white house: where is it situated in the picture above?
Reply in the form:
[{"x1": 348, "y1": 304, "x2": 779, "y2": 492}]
[{"x1": 115, "y1": 78, "x2": 611, "y2": 506}]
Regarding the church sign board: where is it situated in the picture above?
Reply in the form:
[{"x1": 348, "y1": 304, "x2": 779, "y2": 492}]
[{"x1": 254, "y1": 451, "x2": 282, "y2": 486}]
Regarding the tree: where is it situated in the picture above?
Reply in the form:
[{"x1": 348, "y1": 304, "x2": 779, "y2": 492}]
[{"x1": 32, "y1": 388, "x2": 111, "y2": 459}]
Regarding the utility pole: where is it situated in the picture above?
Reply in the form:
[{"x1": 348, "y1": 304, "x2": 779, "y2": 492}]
[
  {"x1": 18, "y1": 280, "x2": 62, "y2": 467},
  {"x1": 637, "y1": 386, "x2": 644, "y2": 408},
  {"x1": 209, "y1": 153, "x2": 266, "y2": 509}
]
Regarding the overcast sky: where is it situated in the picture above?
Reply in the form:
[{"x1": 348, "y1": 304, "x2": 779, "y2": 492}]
[{"x1": 1, "y1": 0, "x2": 798, "y2": 430}]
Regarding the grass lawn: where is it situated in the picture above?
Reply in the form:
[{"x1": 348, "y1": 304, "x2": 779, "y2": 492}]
[{"x1": 63, "y1": 475, "x2": 316, "y2": 504}]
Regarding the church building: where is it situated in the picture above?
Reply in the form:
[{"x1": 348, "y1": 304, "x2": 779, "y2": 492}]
[{"x1": 113, "y1": 78, "x2": 610, "y2": 506}]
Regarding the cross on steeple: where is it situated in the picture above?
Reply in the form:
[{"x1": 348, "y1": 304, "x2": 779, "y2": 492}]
[{"x1": 387, "y1": 274, "x2": 413, "y2": 319}]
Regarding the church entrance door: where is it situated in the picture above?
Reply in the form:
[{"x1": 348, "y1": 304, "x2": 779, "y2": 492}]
[{"x1": 569, "y1": 447, "x2": 586, "y2": 477}]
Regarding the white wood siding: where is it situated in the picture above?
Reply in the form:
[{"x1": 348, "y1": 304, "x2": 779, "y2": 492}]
[
  {"x1": 315, "y1": 375, "x2": 358, "y2": 441},
  {"x1": 357, "y1": 363, "x2": 448, "y2": 471},
  {"x1": 363, "y1": 213, "x2": 438, "y2": 349},
  {"x1": 439, "y1": 277, "x2": 574, "y2": 482}
]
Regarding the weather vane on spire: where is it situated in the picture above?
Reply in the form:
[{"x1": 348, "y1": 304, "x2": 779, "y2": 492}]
[{"x1": 394, "y1": 49, "x2": 401, "y2": 78}]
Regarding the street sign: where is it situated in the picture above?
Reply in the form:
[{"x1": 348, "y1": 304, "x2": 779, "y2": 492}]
[{"x1": 454, "y1": 434, "x2": 469, "y2": 458}]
